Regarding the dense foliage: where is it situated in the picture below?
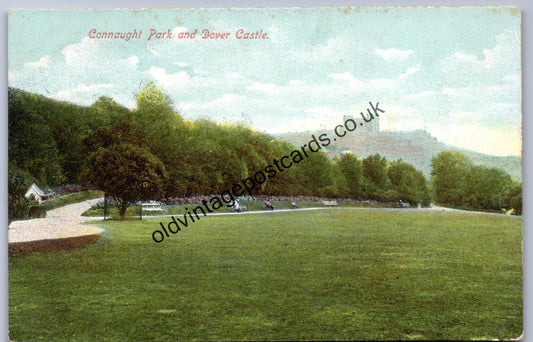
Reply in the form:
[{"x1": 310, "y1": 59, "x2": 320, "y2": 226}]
[
  {"x1": 431, "y1": 151, "x2": 521, "y2": 214},
  {"x1": 8, "y1": 84, "x2": 520, "y2": 218},
  {"x1": 8, "y1": 167, "x2": 35, "y2": 221}
]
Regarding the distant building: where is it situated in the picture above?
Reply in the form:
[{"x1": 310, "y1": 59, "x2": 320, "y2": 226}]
[
  {"x1": 343, "y1": 112, "x2": 380, "y2": 136},
  {"x1": 25, "y1": 183, "x2": 54, "y2": 203}
]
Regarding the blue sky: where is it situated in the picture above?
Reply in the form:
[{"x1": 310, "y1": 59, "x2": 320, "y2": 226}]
[{"x1": 8, "y1": 7, "x2": 521, "y2": 156}]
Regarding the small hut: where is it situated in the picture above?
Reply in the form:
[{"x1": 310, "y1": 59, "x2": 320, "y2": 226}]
[{"x1": 24, "y1": 183, "x2": 54, "y2": 203}]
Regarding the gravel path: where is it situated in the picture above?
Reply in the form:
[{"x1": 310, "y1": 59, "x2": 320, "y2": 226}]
[{"x1": 8, "y1": 198, "x2": 105, "y2": 243}]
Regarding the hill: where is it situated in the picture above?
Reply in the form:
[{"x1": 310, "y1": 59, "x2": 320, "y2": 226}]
[{"x1": 274, "y1": 129, "x2": 522, "y2": 182}]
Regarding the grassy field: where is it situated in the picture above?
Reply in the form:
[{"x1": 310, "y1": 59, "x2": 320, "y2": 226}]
[{"x1": 9, "y1": 209, "x2": 522, "y2": 341}]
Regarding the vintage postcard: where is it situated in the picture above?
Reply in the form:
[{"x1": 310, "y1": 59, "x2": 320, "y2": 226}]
[{"x1": 8, "y1": 7, "x2": 522, "y2": 341}]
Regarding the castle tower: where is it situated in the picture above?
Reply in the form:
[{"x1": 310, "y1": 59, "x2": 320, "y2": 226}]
[
  {"x1": 342, "y1": 113, "x2": 380, "y2": 136},
  {"x1": 343, "y1": 114, "x2": 354, "y2": 124}
]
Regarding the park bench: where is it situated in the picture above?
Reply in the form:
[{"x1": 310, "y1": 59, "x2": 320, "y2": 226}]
[
  {"x1": 141, "y1": 201, "x2": 165, "y2": 211},
  {"x1": 322, "y1": 200, "x2": 338, "y2": 206}
]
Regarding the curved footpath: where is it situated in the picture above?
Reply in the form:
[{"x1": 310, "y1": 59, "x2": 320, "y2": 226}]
[{"x1": 8, "y1": 197, "x2": 105, "y2": 243}]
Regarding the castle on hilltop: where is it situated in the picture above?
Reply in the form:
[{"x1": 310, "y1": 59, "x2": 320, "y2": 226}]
[
  {"x1": 274, "y1": 113, "x2": 521, "y2": 182},
  {"x1": 342, "y1": 112, "x2": 380, "y2": 136}
]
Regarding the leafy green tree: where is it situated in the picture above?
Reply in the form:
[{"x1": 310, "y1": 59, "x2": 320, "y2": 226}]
[
  {"x1": 89, "y1": 96, "x2": 132, "y2": 128},
  {"x1": 362, "y1": 154, "x2": 390, "y2": 199},
  {"x1": 82, "y1": 144, "x2": 168, "y2": 219},
  {"x1": 132, "y1": 82, "x2": 188, "y2": 196},
  {"x1": 83, "y1": 122, "x2": 147, "y2": 155},
  {"x1": 263, "y1": 140, "x2": 305, "y2": 196},
  {"x1": 412, "y1": 170, "x2": 432, "y2": 206},
  {"x1": 462, "y1": 166, "x2": 513, "y2": 209},
  {"x1": 326, "y1": 159, "x2": 350, "y2": 198},
  {"x1": 499, "y1": 182, "x2": 522, "y2": 215},
  {"x1": 337, "y1": 152, "x2": 364, "y2": 198},
  {"x1": 8, "y1": 167, "x2": 35, "y2": 221},
  {"x1": 134, "y1": 82, "x2": 183, "y2": 142},
  {"x1": 387, "y1": 159, "x2": 431, "y2": 205},
  {"x1": 8, "y1": 88, "x2": 65, "y2": 185},
  {"x1": 294, "y1": 152, "x2": 337, "y2": 197},
  {"x1": 431, "y1": 151, "x2": 473, "y2": 205}
]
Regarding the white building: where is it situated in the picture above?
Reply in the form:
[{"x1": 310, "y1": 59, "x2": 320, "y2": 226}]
[{"x1": 24, "y1": 183, "x2": 54, "y2": 203}]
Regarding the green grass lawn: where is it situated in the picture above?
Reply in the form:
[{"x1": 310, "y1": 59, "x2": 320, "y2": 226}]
[{"x1": 9, "y1": 209, "x2": 522, "y2": 341}]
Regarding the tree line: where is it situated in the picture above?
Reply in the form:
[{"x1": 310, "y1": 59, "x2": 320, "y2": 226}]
[
  {"x1": 8, "y1": 83, "x2": 520, "y2": 219},
  {"x1": 431, "y1": 151, "x2": 522, "y2": 214}
]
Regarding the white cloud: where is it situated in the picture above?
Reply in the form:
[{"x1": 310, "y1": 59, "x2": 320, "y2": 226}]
[
  {"x1": 26, "y1": 56, "x2": 52, "y2": 73},
  {"x1": 61, "y1": 37, "x2": 100, "y2": 64},
  {"x1": 181, "y1": 93, "x2": 242, "y2": 112},
  {"x1": 376, "y1": 48, "x2": 414, "y2": 62},
  {"x1": 172, "y1": 26, "x2": 189, "y2": 35},
  {"x1": 441, "y1": 82, "x2": 518, "y2": 101},
  {"x1": 329, "y1": 72, "x2": 400, "y2": 90},
  {"x1": 450, "y1": 52, "x2": 479, "y2": 64},
  {"x1": 127, "y1": 56, "x2": 140, "y2": 66},
  {"x1": 268, "y1": 25, "x2": 290, "y2": 45},
  {"x1": 399, "y1": 64, "x2": 421, "y2": 80},
  {"x1": 329, "y1": 72, "x2": 356, "y2": 82},
  {"x1": 442, "y1": 30, "x2": 520, "y2": 78},
  {"x1": 193, "y1": 68, "x2": 208, "y2": 76},
  {"x1": 227, "y1": 72, "x2": 243, "y2": 80},
  {"x1": 148, "y1": 66, "x2": 192, "y2": 88},
  {"x1": 53, "y1": 83, "x2": 113, "y2": 102},
  {"x1": 246, "y1": 81, "x2": 280, "y2": 94},
  {"x1": 408, "y1": 90, "x2": 439, "y2": 100}
]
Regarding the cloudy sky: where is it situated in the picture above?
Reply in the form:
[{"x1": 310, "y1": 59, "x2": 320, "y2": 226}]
[{"x1": 8, "y1": 7, "x2": 521, "y2": 156}]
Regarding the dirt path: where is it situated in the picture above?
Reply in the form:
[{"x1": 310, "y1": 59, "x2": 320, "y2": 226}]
[{"x1": 8, "y1": 198, "x2": 105, "y2": 243}]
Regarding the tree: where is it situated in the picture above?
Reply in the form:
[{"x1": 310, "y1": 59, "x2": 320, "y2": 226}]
[
  {"x1": 82, "y1": 144, "x2": 168, "y2": 219},
  {"x1": 362, "y1": 154, "x2": 390, "y2": 199},
  {"x1": 499, "y1": 182, "x2": 522, "y2": 215},
  {"x1": 8, "y1": 167, "x2": 35, "y2": 221},
  {"x1": 132, "y1": 82, "x2": 188, "y2": 196},
  {"x1": 337, "y1": 152, "x2": 364, "y2": 199},
  {"x1": 134, "y1": 82, "x2": 182, "y2": 142},
  {"x1": 89, "y1": 96, "x2": 132, "y2": 128},
  {"x1": 327, "y1": 159, "x2": 350, "y2": 198},
  {"x1": 387, "y1": 159, "x2": 431, "y2": 205},
  {"x1": 8, "y1": 88, "x2": 65, "y2": 185},
  {"x1": 294, "y1": 152, "x2": 337, "y2": 197},
  {"x1": 462, "y1": 166, "x2": 513, "y2": 210},
  {"x1": 83, "y1": 122, "x2": 147, "y2": 155},
  {"x1": 431, "y1": 151, "x2": 473, "y2": 205}
]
